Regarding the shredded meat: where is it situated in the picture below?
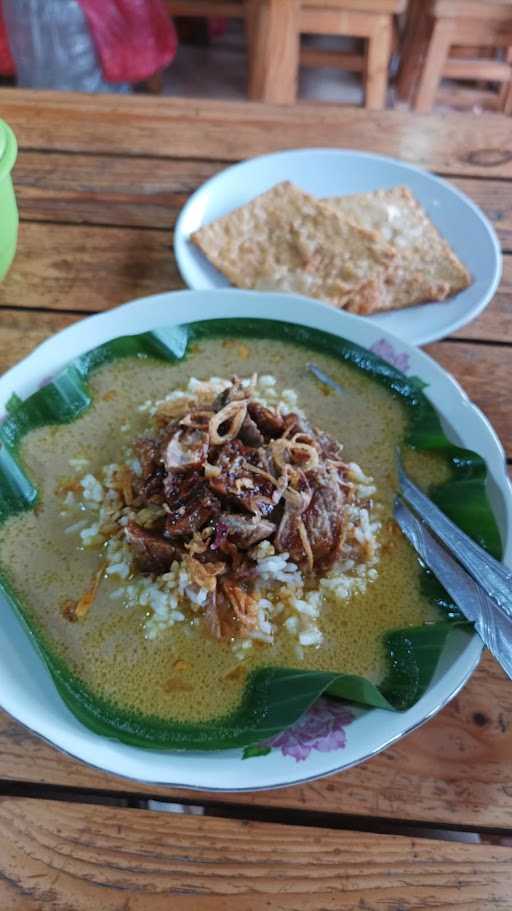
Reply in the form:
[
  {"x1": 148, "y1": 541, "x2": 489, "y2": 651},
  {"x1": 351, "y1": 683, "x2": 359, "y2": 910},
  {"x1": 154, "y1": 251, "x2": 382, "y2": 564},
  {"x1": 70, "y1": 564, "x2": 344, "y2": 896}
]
[
  {"x1": 303, "y1": 465, "x2": 349, "y2": 572},
  {"x1": 208, "y1": 440, "x2": 276, "y2": 517},
  {"x1": 125, "y1": 521, "x2": 177, "y2": 574},
  {"x1": 165, "y1": 482, "x2": 221, "y2": 537},
  {"x1": 239, "y1": 412, "x2": 264, "y2": 447},
  {"x1": 133, "y1": 437, "x2": 165, "y2": 501},
  {"x1": 122, "y1": 375, "x2": 359, "y2": 635},
  {"x1": 315, "y1": 431, "x2": 345, "y2": 463},
  {"x1": 247, "y1": 401, "x2": 284, "y2": 438},
  {"x1": 274, "y1": 470, "x2": 313, "y2": 567},
  {"x1": 134, "y1": 437, "x2": 159, "y2": 477},
  {"x1": 179, "y1": 410, "x2": 212, "y2": 431},
  {"x1": 216, "y1": 513, "x2": 275, "y2": 549},
  {"x1": 163, "y1": 427, "x2": 209, "y2": 472}
]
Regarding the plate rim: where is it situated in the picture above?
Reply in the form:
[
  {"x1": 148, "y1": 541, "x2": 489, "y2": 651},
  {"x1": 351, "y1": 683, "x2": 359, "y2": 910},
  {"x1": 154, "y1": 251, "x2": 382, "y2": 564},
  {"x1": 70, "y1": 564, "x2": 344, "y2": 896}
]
[
  {"x1": 173, "y1": 146, "x2": 502, "y2": 348},
  {"x1": 1, "y1": 289, "x2": 510, "y2": 790}
]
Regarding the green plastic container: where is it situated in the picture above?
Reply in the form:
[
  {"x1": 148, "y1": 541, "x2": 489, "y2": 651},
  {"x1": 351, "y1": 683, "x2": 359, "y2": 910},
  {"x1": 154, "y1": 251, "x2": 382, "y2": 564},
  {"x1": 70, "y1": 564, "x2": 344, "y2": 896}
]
[{"x1": 0, "y1": 120, "x2": 18, "y2": 281}]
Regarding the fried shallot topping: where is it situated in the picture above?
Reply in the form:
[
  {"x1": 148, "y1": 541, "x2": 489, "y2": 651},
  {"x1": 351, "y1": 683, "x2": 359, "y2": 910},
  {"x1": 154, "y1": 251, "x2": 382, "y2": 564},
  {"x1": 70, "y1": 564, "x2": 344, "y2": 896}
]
[{"x1": 121, "y1": 375, "x2": 357, "y2": 639}]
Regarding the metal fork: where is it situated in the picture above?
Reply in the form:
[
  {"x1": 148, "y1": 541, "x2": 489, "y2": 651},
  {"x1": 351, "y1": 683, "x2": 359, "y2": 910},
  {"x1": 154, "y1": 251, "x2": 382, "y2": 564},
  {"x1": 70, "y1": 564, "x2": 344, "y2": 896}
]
[{"x1": 395, "y1": 463, "x2": 512, "y2": 680}]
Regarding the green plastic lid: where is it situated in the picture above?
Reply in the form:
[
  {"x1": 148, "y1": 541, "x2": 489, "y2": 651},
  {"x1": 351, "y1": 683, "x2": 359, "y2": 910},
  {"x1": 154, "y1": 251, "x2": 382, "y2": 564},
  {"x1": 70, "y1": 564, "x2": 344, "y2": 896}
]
[{"x1": 0, "y1": 120, "x2": 17, "y2": 179}]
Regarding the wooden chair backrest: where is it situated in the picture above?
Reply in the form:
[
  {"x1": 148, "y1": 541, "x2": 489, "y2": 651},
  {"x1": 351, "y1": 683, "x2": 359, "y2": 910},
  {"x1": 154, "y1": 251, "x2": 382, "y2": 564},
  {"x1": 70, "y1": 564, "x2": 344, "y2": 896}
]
[
  {"x1": 434, "y1": 0, "x2": 512, "y2": 20},
  {"x1": 172, "y1": 0, "x2": 406, "y2": 12},
  {"x1": 304, "y1": 0, "x2": 406, "y2": 11}
]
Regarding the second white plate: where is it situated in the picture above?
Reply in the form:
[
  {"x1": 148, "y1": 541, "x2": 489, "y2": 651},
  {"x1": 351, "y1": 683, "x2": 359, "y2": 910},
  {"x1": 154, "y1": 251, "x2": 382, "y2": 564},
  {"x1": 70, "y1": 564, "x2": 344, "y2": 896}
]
[{"x1": 174, "y1": 148, "x2": 501, "y2": 347}]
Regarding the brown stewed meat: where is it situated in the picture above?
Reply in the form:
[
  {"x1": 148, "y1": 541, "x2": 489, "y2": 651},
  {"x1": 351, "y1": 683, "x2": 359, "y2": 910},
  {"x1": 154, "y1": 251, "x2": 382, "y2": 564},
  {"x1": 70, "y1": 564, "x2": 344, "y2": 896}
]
[
  {"x1": 125, "y1": 521, "x2": 177, "y2": 574},
  {"x1": 215, "y1": 513, "x2": 276, "y2": 549},
  {"x1": 122, "y1": 376, "x2": 356, "y2": 633}
]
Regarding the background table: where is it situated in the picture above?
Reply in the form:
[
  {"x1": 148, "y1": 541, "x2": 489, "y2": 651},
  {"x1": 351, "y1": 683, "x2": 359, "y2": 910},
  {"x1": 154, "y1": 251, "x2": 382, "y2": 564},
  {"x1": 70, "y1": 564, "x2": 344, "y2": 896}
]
[{"x1": 0, "y1": 89, "x2": 511, "y2": 909}]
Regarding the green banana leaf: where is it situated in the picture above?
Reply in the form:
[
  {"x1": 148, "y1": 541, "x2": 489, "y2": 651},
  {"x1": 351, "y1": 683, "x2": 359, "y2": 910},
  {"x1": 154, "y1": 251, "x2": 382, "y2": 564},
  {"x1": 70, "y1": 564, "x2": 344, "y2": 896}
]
[{"x1": 0, "y1": 318, "x2": 502, "y2": 751}]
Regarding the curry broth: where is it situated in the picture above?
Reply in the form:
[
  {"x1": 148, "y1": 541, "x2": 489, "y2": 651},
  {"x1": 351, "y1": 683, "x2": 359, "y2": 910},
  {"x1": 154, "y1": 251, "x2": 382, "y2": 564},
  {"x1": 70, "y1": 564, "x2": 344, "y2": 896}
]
[{"x1": 0, "y1": 338, "x2": 448, "y2": 724}]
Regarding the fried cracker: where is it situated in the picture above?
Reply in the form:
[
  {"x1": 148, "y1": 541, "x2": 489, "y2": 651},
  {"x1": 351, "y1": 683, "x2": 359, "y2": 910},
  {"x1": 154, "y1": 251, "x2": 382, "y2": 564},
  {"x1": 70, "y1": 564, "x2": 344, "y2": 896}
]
[
  {"x1": 325, "y1": 186, "x2": 471, "y2": 314},
  {"x1": 191, "y1": 181, "x2": 397, "y2": 309}
]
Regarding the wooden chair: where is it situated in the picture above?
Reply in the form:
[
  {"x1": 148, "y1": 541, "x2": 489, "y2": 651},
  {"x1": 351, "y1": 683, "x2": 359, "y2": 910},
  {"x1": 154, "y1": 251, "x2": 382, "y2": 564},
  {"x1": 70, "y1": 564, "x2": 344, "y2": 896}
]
[
  {"x1": 397, "y1": 0, "x2": 512, "y2": 112},
  {"x1": 247, "y1": 0, "x2": 407, "y2": 109},
  {"x1": 167, "y1": 0, "x2": 405, "y2": 109},
  {"x1": 306, "y1": 0, "x2": 406, "y2": 109}
]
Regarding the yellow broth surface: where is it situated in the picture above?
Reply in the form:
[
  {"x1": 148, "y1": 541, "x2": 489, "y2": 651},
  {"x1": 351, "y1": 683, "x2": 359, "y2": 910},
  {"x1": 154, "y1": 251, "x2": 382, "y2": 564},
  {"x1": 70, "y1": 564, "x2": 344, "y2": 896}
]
[{"x1": 0, "y1": 338, "x2": 448, "y2": 724}]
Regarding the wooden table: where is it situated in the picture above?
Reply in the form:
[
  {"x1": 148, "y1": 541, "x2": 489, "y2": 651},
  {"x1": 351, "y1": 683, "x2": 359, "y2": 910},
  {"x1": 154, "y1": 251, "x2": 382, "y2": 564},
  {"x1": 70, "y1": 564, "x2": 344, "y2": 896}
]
[{"x1": 0, "y1": 89, "x2": 511, "y2": 909}]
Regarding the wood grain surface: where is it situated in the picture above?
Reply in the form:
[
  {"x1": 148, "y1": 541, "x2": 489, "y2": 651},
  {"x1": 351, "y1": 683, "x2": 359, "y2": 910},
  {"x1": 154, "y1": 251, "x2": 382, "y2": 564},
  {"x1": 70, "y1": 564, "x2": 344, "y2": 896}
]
[
  {"x1": 0, "y1": 222, "x2": 181, "y2": 313},
  {"x1": 452, "y1": 258, "x2": 512, "y2": 342},
  {"x1": 425, "y1": 340, "x2": 512, "y2": 456},
  {"x1": 0, "y1": 797, "x2": 510, "y2": 910},
  {"x1": 12, "y1": 152, "x2": 224, "y2": 228},
  {"x1": 0, "y1": 310, "x2": 79, "y2": 376},
  {"x1": 2, "y1": 90, "x2": 512, "y2": 177}
]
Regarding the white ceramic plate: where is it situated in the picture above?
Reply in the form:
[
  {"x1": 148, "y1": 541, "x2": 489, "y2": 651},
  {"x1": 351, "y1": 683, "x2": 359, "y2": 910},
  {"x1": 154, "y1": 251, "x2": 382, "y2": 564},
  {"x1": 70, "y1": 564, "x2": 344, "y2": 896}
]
[
  {"x1": 1, "y1": 290, "x2": 511, "y2": 792},
  {"x1": 174, "y1": 149, "x2": 502, "y2": 347}
]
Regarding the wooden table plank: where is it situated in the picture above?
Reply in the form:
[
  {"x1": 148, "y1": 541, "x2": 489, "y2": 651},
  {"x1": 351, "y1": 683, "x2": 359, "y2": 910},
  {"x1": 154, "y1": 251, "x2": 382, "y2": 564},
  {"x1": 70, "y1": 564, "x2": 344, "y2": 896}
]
[
  {"x1": 1, "y1": 653, "x2": 511, "y2": 831},
  {"x1": 426, "y1": 340, "x2": 512, "y2": 457},
  {"x1": 451, "y1": 177, "x2": 512, "y2": 252},
  {"x1": 2, "y1": 89, "x2": 512, "y2": 177},
  {"x1": 0, "y1": 797, "x2": 510, "y2": 910},
  {"x1": 0, "y1": 222, "x2": 182, "y2": 314},
  {"x1": 452, "y1": 258, "x2": 512, "y2": 343},
  {"x1": 11, "y1": 154, "x2": 512, "y2": 255},
  {"x1": 0, "y1": 309, "x2": 79, "y2": 376},
  {"x1": 12, "y1": 152, "x2": 224, "y2": 229}
]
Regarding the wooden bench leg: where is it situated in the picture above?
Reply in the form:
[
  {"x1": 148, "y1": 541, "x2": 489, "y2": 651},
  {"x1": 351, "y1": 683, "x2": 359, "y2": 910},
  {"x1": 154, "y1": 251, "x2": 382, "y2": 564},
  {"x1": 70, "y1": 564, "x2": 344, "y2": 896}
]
[
  {"x1": 500, "y1": 75, "x2": 512, "y2": 115},
  {"x1": 144, "y1": 71, "x2": 164, "y2": 94},
  {"x1": 365, "y1": 15, "x2": 393, "y2": 111},
  {"x1": 414, "y1": 18, "x2": 454, "y2": 113},
  {"x1": 498, "y1": 47, "x2": 512, "y2": 113},
  {"x1": 505, "y1": 86, "x2": 512, "y2": 115},
  {"x1": 396, "y1": 0, "x2": 434, "y2": 104},
  {"x1": 246, "y1": 0, "x2": 300, "y2": 103}
]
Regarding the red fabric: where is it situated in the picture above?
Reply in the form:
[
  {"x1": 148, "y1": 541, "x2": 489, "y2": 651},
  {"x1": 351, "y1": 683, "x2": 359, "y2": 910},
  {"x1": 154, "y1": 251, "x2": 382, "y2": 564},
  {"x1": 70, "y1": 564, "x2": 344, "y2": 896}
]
[
  {"x1": 0, "y1": 0, "x2": 15, "y2": 76},
  {"x1": 77, "y1": 0, "x2": 177, "y2": 84}
]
